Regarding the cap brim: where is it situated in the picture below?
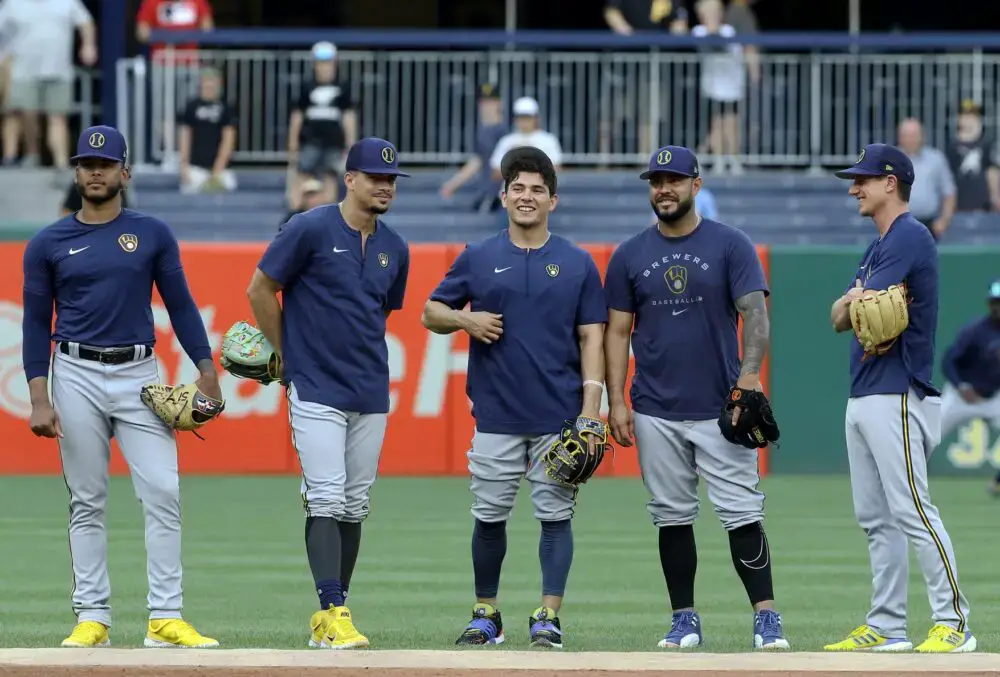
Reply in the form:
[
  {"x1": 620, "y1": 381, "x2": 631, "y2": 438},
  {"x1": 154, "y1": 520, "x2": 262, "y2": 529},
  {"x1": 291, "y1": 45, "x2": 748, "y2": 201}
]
[
  {"x1": 349, "y1": 168, "x2": 410, "y2": 178},
  {"x1": 639, "y1": 169, "x2": 696, "y2": 180},
  {"x1": 833, "y1": 167, "x2": 883, "y2": 179},
  {"x1": 71, "y1": 152, "x2": 123, "y2": 164}
]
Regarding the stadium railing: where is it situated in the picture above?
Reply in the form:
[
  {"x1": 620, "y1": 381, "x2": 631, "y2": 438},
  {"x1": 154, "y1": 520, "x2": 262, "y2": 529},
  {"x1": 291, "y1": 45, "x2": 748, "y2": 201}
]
[{"x1": 117, "y1": 29, "x2": 1000, "y2": 169}]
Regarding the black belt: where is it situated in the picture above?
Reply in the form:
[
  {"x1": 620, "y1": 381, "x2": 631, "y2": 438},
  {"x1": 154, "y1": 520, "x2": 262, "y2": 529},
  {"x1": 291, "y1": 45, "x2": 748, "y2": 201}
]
[{"x1": 58, "y1": 342, "x2": 153, "y2": 364}]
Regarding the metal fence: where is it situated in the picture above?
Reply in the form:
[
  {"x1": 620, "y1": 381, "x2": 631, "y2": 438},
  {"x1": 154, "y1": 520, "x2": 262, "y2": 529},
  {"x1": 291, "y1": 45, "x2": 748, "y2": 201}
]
[{"x1": 115, "y1": 39, "x2": 1000, "y2": 169}]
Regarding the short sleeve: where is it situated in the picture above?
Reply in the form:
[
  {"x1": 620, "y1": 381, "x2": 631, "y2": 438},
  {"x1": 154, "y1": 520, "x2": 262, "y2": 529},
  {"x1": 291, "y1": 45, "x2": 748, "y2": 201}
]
[
  {"x1": 938, "y1": 152, "x2": 956, "y2": 196},
  {"x1": 22, "y1": 235, "x2": 52, "y2": 297},
  {"x1": 154, "y1": 221, "x2": 184, "y2": 277},
  {"x1": 429, "y1": 247, "x2": 472, "y2": 309},
  {"x1": 257, "y1": 213, "x2": 313, "y2": 287},
  {"x1": 604, "y1": 243, "x2": 635, "y2": 313},
  {"x1": 337, "y1": 81, "x2": 354, "y2": 110},
  {"x1": 70, "y1": 0, "x2": 92, "y2": 24},
  {"x1": 544, "y1": 135, "x2": 563, "y2": 166},
  {"x1": 489, "y1": 135, "x2": 511, "y2": 170},
  {"x1": 386, "y1": 244, "x2": 409, "y2": 311},
  {"x1": 294, "y1": 87, "x2": 309, "y2": 112},
  {"x1": 136, "y1": 0, "x2": 156, "y2": 23},
  {"x1": 222, "y1": 104, "x2": 237, "y2": 127},
  {"x1": 180, "y1": 100, "x2": 196, "y2": 126},
  {"x1": 576, "y1": 255, "x2": 608, "y2": 326},
  {"x1": 728, "y1": 231, "x2": 769, "y2": 301}
]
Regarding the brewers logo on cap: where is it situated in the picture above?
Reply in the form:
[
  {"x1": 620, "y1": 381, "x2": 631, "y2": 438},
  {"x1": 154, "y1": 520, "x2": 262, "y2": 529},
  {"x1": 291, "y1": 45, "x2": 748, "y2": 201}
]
[
  {"x1": 857, "y1": 148, "x2": 866, "y2": 163},
  {"x1": 89, "y1": 132, "x2": 106, "y2": 149},
  {"x1": 657, "y1": 149, "x2": 672, "y2": 165},
  {"x1": 381, "y1": 147, "x2": 395, "y2": 164}
]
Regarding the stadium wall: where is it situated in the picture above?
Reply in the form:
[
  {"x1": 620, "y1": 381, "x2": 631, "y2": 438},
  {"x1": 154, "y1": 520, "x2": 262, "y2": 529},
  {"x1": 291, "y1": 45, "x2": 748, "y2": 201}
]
[{"x1": 0, "y1": 242, "x2": 993, "y2": 478}]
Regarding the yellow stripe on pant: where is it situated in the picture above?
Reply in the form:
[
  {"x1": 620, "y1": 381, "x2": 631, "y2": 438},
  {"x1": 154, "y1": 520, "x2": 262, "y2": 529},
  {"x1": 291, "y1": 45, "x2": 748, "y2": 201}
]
[{"x1": 900, "y1": 392, "x2": 966, "y2": 632}]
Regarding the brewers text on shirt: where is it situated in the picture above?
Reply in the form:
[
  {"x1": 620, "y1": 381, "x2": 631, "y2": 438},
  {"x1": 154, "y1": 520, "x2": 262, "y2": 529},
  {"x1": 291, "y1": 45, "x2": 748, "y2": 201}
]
[
  {"x1": 847, "y1": 214, "x2": 939, "y2": 399},
  {"x1": 604, "y1": 219, "x2": 768, "y2": 421},
  {"x1": 429, "y1": 231, "x2": 607, "y2": 435},
  {"x1": 256, "y1": 205, "x2": 409, "y2": 414},
  {"x1": 21, "y1": 209, "x2": 212, "y2": 381}
]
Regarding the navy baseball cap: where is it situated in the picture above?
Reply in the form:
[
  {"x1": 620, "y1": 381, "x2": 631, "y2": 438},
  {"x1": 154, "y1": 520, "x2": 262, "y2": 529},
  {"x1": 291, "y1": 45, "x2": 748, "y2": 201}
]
[
  {"x1": 344, "y1": 137, "x2": 410, "y2": 177},
  {"x1": 71, "y1": 125, "x2": 128, "y2": 165},
  {"x1": 639, "y1": 145, "x2": 701, "y2": 180},
  {"x1": 834, "y1": 143, "x2": 915, "y2": 185}
]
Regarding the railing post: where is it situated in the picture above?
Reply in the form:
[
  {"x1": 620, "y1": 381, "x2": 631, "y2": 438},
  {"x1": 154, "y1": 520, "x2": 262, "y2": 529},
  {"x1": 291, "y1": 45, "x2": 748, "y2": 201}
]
[{"x1": 808, "y1": 52, "x2": 823, "y2": 175}]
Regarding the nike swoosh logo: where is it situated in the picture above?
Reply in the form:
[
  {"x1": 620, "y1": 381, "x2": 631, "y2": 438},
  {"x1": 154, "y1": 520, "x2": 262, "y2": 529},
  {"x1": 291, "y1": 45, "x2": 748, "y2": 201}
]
[
  {"x1": 68, "y1": 247, "x2": 89, "y2": 255},
  {"x1": 739, "y1": 532, "x2": 770, "y2": 571},
  {"x1": 672, "y1": 309, "x2": 688, "y2": 316},
  {"x1": 333, "y1": 247, "x2": 348, "y2": 253},
  {"x1": 494, "y1": 266, "x2": 512, "y2": 273}
]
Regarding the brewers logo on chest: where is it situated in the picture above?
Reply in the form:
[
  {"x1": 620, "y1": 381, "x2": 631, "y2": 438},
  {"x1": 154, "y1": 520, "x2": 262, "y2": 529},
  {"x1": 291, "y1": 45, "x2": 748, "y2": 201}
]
[
  {"x1": 546, "y1": 263, "x2": 560, "y2": 278},
  {"x1": 118, "y1": 233, "x2": 139, "y2": 253},
  {"x1": 378, "y1": 252, "x2": 389, "y2": 268},
  {"x1": 665, "y1": 265, "x2": 687, "y2": 294}
]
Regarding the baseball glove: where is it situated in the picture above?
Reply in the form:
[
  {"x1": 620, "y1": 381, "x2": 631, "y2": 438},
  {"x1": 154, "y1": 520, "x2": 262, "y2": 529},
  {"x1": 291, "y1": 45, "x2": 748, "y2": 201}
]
[
  {"x1": 140, "y1": 382, "x2": 225, "y2": 439},
  {"x1": 850, "y1": 284, "x2": 910, "y2": 358},
  {"x1": 718, "y1": 386, "x2": 780, "y2": 449},
  {"x1": 540, "y1": 416, "x2": 612, "y2": 487},
  {"x1": 219, "y1": 320, "x2": 282, "y2": 385}
]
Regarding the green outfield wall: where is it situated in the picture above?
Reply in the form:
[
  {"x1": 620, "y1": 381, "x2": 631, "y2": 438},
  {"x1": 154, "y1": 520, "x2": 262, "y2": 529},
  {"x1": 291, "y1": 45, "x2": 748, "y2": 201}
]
[{"x1": 768, "y1": 246, "x2": 1000, "y2": 476}]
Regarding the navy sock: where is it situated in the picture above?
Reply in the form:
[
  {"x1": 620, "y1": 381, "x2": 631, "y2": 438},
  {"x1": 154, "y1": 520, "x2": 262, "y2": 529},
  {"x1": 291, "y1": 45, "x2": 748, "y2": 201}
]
[
  {"x1": 539, "y1": 519, "x2": 573, "y2": 598},
  {"x1": 338, "y1": 521, "x2": 363, "y2": 599},
  {"x1": 316, "y1": 577, "x2": 345, "y2": 610},
  {"x1": 305, "y1": 517, "x2": 343, "y2": 609},
  {"x1": 472, "y1": 519, "x2": 507, "y2": 599}
]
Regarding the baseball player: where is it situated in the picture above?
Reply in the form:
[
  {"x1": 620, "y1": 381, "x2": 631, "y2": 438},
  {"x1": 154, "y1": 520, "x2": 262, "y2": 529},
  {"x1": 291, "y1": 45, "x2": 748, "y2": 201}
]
[
  {"x1": 826, "y1": 143, "x2": 975, "y2": 653},
  {"x1": 421, "y1": 147, "x2": 608, "y2": 649},
  {"x1": 603, "y1": 145, "x2": 788, "y2": 651},
  {"x1": 937, "y1": 280, "x2": 1000, "y2": 495},
  {"x1": 21, "y1": 126, "x2": 221, "y2": 649},
  {"x1": 246, "y1": 137, "x2": 411, "y2": 650}
]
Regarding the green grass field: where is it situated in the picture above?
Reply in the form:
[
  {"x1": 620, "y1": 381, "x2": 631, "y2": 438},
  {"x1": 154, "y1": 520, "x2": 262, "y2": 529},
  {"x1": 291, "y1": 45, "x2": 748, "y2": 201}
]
[{"x1": 0, "y1": 474, "x2": 996, "y2": 653}]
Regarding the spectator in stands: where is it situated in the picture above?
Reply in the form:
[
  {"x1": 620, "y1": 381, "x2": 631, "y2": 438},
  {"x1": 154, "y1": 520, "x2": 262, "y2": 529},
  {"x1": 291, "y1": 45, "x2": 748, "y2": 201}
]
[
  {"x1": 602, "y1": 1, "x2": 689, "y2": 158},
  {"x1": 287, "y1": 41, "x2": 357, "y2": 210},
  {"x1": 178, "y1": 66, "x2": 237, "y2": 194},
  {"x1": 137, "y1": 1, "x2": 214, "y2": 170},
  {"x1": 898, "y1": 117, "x2": 957, "y2": 240},
  {"x1": 279, "y1": 178, "x2": 327, "y2": 229},
  {"x1": 603, "y1": 0, "x2": 689, "y2": 35},
  {"x1": 692, "y1": 0, "x2": 751, "y2": 176},
  {"x1": 62, "y1": 179, "x2": 129, "y2": 217},
  {"x1": 489, "y1": 97, "x2": 562, "y2": 179},
  {"x1": 0, "y1": 0, "x2": 97, "y2": 170},
  {"x1": 945, "y1": 100, "x2": 1000, "y2": 214},
  {"x1": 439, "y1": 82, "x2": 506, "y2": 212}
]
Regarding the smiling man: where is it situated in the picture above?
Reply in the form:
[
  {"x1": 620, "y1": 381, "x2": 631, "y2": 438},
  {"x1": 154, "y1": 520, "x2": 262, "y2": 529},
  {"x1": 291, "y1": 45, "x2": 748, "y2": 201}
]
[
  {"x1": 246, "y1": 137, "x2": 411, "y2": 650},
  {"x1": 421, "y1": 146, "x2": 608, "y2": 649},
  {"x1": 826, "y1": 142, "x2": 975, "y2": 654},
  {"x1": 602, "y1": 145, "x2": 788, "y2": 651}
]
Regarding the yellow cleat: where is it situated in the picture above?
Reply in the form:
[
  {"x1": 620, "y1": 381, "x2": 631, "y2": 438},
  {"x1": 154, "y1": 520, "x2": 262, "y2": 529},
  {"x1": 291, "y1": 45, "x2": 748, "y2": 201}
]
[
  {"x1": 312, "y1": 605, "x2": 369, "y2": 650},
  {"x1": 823, "y1": 625, "x2": 912, "y2": 652},
  {"x1": 308, "y1": 608, "x2": 335, "y2": 648},
  {"x1": 143, "y1": 619, "x2": 220, "y2": 648},
  {"x1": 914, "y1": 624, "x2": 977, "y2": 653},
  {"x1": 61, "y1": 621, "x2": 110, "y2": 648}
]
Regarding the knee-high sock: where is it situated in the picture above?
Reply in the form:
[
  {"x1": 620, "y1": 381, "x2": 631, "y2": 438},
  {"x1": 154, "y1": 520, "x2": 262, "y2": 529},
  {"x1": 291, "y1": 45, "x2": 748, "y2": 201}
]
[
  {"x1": 338, "y1": 521, "x2": 362, "y2": 598},
  {"x1": 306, "y1": 516, "x2": 344, "y2": 609},
  {"x1": 539, "y1": 519, "x2": 574, "y2": 598},
  {"x1": 728, "y1": 522, "x2": 775, "y2": 606},
  {"x1": 659, "y1": 525, "x2": 697, "y2": 610},
  {"x1": 472, "y1": 519, "x2": 507, "y2": 599}
]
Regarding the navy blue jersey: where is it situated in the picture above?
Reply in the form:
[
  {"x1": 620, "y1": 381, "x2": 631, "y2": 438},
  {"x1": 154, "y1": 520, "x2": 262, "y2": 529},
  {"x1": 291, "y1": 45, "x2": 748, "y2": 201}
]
[
  {"x1": 848, "y1": 214, "x2": 940, "y2": 399},
  {"x1": 257, "y1": 205, "x2": 409, "y2": 414},
  {"x1": 941, "y1": 316, "x2": 1000, "y2": 398},
  {"x1": 429, "y1": 231, "x2": 607, "y2": 435},
  {"x1": 604, "y1": 219, "x2": 769, "y2": 421},
  {"x1": 21, "y1": 209, "x2": 211, "y2": 380}
]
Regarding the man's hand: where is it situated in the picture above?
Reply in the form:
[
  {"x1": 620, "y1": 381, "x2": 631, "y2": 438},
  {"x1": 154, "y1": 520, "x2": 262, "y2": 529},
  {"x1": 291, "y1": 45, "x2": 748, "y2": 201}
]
[
  {"x1": 959, "y1": 384, "x2": 983, "y2": 404},
  {"x1": 932, "y1": 218, "x2": 949, "y2": 238},
  {"x1": 30, "y1": 402, "x2": 63, "y2": 439},
  {"x1": 730, "y1": 373, "x2": 762, "y2": 427},
  {"x1": 461, "y1": 311, "x2": 503, "y2": 344},
  {"x1": 440, "y1": 183, "x2": 456, "y2": 200},
  {"x1": 195, "y1": 370, "x2": 224, "y2": 403},
  {"x1": 844, "y1": 278, "x2": 867, "y2": 303},
  {"x1": 79, "y1": 44, "x2": 98, "y2": 67},
  {"x1": 608, "y1": 403, "x2": 634, "y2": 447}
]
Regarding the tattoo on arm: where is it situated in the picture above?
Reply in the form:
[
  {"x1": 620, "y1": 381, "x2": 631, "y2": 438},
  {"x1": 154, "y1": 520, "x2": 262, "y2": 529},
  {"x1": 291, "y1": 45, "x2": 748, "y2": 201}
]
[{"x1": 735, "y1": 291, "x2": 770, "y2": 378}]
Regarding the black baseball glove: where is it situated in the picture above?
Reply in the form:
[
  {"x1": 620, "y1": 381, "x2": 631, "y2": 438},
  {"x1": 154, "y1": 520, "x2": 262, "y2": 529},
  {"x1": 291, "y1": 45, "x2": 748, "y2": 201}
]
[
  {"x1": 540, "y1": 416, "x2": 612, "y2": 487},
  {"x1": 718, "y1": 386, "x2": 780, "y2": 449}
]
